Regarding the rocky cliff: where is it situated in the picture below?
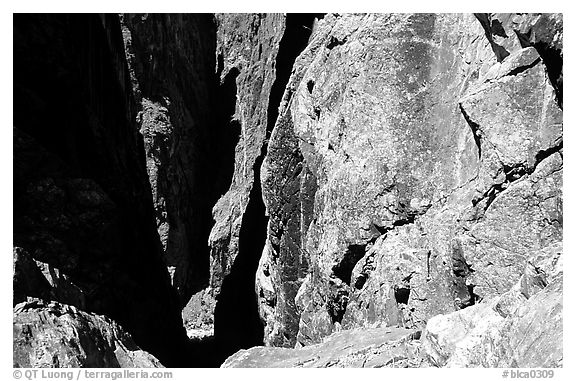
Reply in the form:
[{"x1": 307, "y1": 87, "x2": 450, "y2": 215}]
[
  {"x1": 14, "y1": 12, "x2": 562, "y2": 368},
  {"x1": 256, "y1": 12, "x2": 562, "y2": 352}
]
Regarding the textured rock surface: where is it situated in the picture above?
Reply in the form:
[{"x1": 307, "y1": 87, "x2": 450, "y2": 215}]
[
  {"x1": 13, "y1": 14, "x2": 189, "y2": 366},
  {"x1": 14, "y1": 299, "x2": 162, "y2": 368},
  {"x1": 258, "y1": 12, "x2": 562, "y2": 353},
  {"x1": 14, "y1": 12, "x2": 562, "y2": 369},
  {"x1": 475, "y1": 13, "x2": 562, "y2": 107},
  {"x1": 422, "y1": 243, "x2": 562, "y2": 367},
  {"x1": 222, "y1": 327, "x2": 427, "y2": 368}
]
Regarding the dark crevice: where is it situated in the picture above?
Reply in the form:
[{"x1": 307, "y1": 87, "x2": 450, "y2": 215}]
[
  {"x1": 371, "y1": 211, "x2": 420, "y2": 238},
  {"x1": 426, "y1": 250, "x2": 432, "y2": 281},
  {"x1": 474, "y1": 13, "x2": 510, "y2": 62},
  {"x1": 372, "y1": 223, "x2": 389, "y2": 236},
  {"x1": 507, "y1": 56, "x2": 541, "y2": 77},
  {"x1": 212, "y1": 153, "x2": 266, "y2": 363},
  {"x1": 185, "y1": 22, "x2": 241, "y2": 300},
  {"x1": 333, "y1": 244, "x2": 367, "y2": 285},
  {"x1": 459, "y1": 103, "x2": 482, "y2": 160},
  {"x1": 211, "y1": 13, "x2": 321, "y2": 365},
  {"x1": 353, "y1": 247, "x2": 378, "y2": 291},
  {"x1": 451, "y1": 241, "x2": 476, "y2": 309},
  {"x1": 314, "y1": 105, "x2": 321, "y2": 120},
  {"x1": 535, "y1": 141, "x2": 563, "y2": 167},
  {"x1": 354, "y1": 274, "x2": 368, "y2": 290},
  {"x1": 206, "y1": 65, "x2": 251, "y2": 365},
  {"x1": 213, "y1": 67, "x2": 242, "y2": 198},
  {"x1": 533, "y1": 42, "x2": 562, "y2": 108},
  {"x1": 474, "y1": 182, "x2": 504, "y2": 212},
  {"x1": 472, "y1": 141, "x2": 563, "y2": 214},
  {"x1": 393, "y1": 213, "x2": 418, "y2": 228},
  {"x1": 267, "y1": 14, "x2": 323, "y2": 139},
  {"x1": 472, "y1": 164, "x2": 524, "y2": 212},
  {"x1": 327, "y1": 35, "x2": 347, "y2": 50},
  {"x1": 467, "y1": 285, "x2": 480, "y2": 305},
  {"x1": 329, "y1": 243, "x2": 367, "y2": 323},
  {"x1": 307, "y1": 79, "x2": 314, "y2": 94},
  {"x1": 515, "y1": 30, "x2": 563, "y2": 109},
  {"x1": 394, "y1": 286, "x2": 411, "y2": 305},
  {"x1": 490, "y1": 19, "x2": 508, "y2": 38}
]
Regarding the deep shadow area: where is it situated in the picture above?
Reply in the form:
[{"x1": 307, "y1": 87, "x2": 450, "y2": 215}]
[
  {"x1": 394, "y1": 286, "x2": 411, "y2": 305},
  {"x1": 212, "y1": 153, "x2": 267, "y2": 362},
  {"x1": 333, "y1": 244, "x2": 367, "y2": 285},
  {"x1": 210, "y1": 13, "x2": 324, "y2": 365},
  {"x1": 13, "y1": 14, "x2": 190, "y2": 367},
  {"x1": 13, "y1": 12, "x2": 329, "y2": 368},
  {"x1": 532, "y1": 42, "x2": 563, "y2": 108},
  {"x1": 514, "y1": 27, "x2": 563, "y2": 109}
]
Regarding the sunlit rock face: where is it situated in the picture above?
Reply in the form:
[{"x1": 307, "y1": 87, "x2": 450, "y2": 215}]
[{"x1": 258, "y1": 13, "x2": 562, "y2": 362}]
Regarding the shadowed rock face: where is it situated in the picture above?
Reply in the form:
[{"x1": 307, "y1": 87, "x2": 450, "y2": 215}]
[
  {"x1": 14, "y1": 13, "x2": 562, "y2": 368},
  {"x1": 13, "y1": 14, "x2": 188, "y2": 367},
  {"x1": 121, "y1": 14, "x2": 221, "y2": 304},
  {"x1": 121, "y1": 14, "x2": 289, "y2": 363}
]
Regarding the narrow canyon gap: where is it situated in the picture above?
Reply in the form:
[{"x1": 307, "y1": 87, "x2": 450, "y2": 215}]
[{"x1": 213, "y1": 13, "x2": 324, "y2": 362}]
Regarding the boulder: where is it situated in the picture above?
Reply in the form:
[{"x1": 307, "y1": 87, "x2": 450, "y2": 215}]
[{"x1": 14, "y1": 299, "x2": 162, "y2": 368}]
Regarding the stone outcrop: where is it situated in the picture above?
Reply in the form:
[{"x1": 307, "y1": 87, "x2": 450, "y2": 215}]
[
  {"x1": 222, "y1": 327, "x2": 427, "y2": 368},
  {"x1": 14, "y1": 299, "x2": 162, "y2": 368},
  {"x1": 422, "y1": 243, "x2": 562, "y2": 367},
  {"x1": 223, "y1": 242, "x2": 562, "y2": 368},
  {"x1": 258, "y1": 12, "x2": 562, "y2": 355}
]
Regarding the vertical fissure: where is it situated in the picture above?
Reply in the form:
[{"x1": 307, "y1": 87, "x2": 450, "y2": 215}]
[
  {"x1": 212, "y1": 13, "x2": 323, "y2": 363},
  {"x1": 266, "y1": 14, "x2": 325, "y2": 139},
  {"x1": 459, "y1": 103, "x2": 482, "y2": 160}
]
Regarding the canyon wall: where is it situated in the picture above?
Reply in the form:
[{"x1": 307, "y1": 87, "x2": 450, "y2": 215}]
[
  {"x1": 121, "y1": 14, "x2": 288, "y2": 360},
  {"x1": 256, "y1": 12, "x2": 562, "y2": 353},
  {"x1": 13, "y1": 14, "x2": 188, "y2": 367},
  {"x1": 13, "y1": 13, "x2": 562, "y2": 368}
]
